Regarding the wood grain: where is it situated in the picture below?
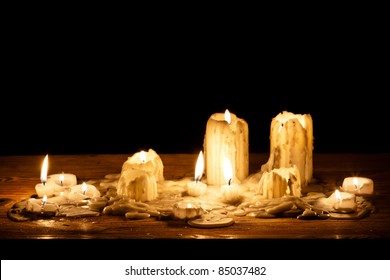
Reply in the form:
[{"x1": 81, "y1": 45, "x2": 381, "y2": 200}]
[{"x1": 1, "y1": 153, "x2": 390, "y2": 241}]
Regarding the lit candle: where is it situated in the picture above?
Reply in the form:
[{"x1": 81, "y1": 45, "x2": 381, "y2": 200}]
[
  {"x1": 187, "y1": 151, "x2": 207, "y2": 197},
  {"x1": 25, "y1": 195, "x2": 58, "y2": 215},
  {"x1": 117, "y1": 168, "x2": 158, "y2": 202},
  {"x1": 121, "y1": 148, "x2": 164, "y2": 182},
  {"x1": 67, "y1": 182, "x2": 101, "y2": 202},
  {"x1": 220, "y1": 157, "x2": 241, "y2": 204},
  {"x1": 332, "y1": 189, "x2": 357, "y2": 212},
  {"x1": 341, "y1": 176, "x2": 374, "y2": 195},
  {"x1": 261, "y1": 111, "x2": 313, "y2": 187},
  {"x1": 204, "y1": 109, "x2": 249, "y2": 186},
  {"x1": 47, "y1": 172, "x2": 77, "y2": 187},
  {"x1": 35, "y1": 154, "x2": 57, "y2": 197}
]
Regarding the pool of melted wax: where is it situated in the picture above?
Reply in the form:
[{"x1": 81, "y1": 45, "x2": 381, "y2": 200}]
[{"x1": 7, "y1": 173, "x2": 376, "y2": 228}]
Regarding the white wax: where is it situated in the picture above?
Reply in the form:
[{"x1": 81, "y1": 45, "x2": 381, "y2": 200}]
[
  {"x1": 67, "y1": 183, "x2": 100, "y2": 202},
  {"x1": 221, "y1": 182, "x2": 240, "y2": 204},
  {"x1": 121, "y1": 149, "x2": 164, "y2": 182},
  {"x1": 117, "y1": 168, "x2": 158, "y2": 202},
  {"x1": 172, "y1": 201, "x2": 203, "y2": 219},
  {"x1": 187, "y1": 181, "x2": 207, "y2": 197},
  {"x1": 47, "y1": 173, "x2": 77, "y2": 187},
  {"x1": 25, "y1": 198, "x2": 58, "y2": 214},
  {"x1": 341, "y1": 176, "x2": 374, "y2": 195},
  {"x1": 261, "y1": 111, "x2": 313, "y2": 187},
  {"x1": 35, "y1": 173, "x2": 77, "y2": 198},
  {"x1": 328, "y1": 190, "x2": 356, "y2": 211},
  {"x1": 256, "y1": 165, "x2": 302, "y2": 199},
  {"x1": 35, "y1": 181, "x2": 58, "y2": 198},
  {"x1": 204, "y1": 110, "x2": 249, "y2": 186}
]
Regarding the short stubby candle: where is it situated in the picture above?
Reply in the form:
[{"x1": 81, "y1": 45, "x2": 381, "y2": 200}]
[
  {"x1": 256, "y1": 165, "x2": 302, "y2": 199},
  {"x1": 330, "y1": 189, "x2": 357, "y2": 212},
  {"x1": 187, "y1": 151, "x2": 207, "y2": 197},
  {"x1": 121, "y1": 149, "x2": 164, "y2": 182},
  {"x1": 261, "y1": 111, "x2": 313, "y2": 187},
  {"x1": 341, "y1": 176, "x2": 374, "y2": 195},
  {"x1": 117, "y1": 169, "x2": 158, "y2": 202},
  {"x1": 172, "y1": 201, "x2": 203, "y2": 220},
  {"x1": 67, "y1": 182, "x2": 101, "y2": 202},
  {"x1": 220, "y1": 157, "x2": 241, "y2": 204},
  {"x1": 47, "y1": 173, "x2": 77, "y2": 187},
  {"x1": 204, "y1": 109, "x2": 249, "y2": 186}
]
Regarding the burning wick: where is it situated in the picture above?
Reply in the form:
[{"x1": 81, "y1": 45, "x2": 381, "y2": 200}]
[
  {"x1": 41, "y1": 195, "x2": 47, "y2": 212},
  {"x1": 82, "y1": 182, "x2": 87, "y2": 195},
  {"x1": 59, "y1": 172, "x2": 65, "y2": 186},
  {"x1": 353, "y1": 177, "x2": 363, "y2": 191}
]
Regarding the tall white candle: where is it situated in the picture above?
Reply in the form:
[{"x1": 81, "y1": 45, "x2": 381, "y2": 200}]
[
  {"x1": 204, "y1": 109, "x2": 249, "y2": 186},
  {"x1": 261, "y1": 111, "x2": 313, "y2": 187}
]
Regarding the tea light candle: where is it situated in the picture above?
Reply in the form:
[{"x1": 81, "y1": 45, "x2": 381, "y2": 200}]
[
  {"x1": 25, "y1": 195, "x2": 58, "y2": 215},
  {"x1": 204, "y1": 109, "x2": 249, "y2": 186},
  {"x1": 67, "y1": 182, "x2": 101, "y2": 202},
  {"x1": 332, "y1": 189, "x2": 357, "y2": 212},
  {"x1": 261, "y1": 111, "x2": 313, "y2": 187},
  {"x1": 187, "y1": 151, "x2": 207, "y2": 197},
  {"x1": 117, "y1": 169, "x2": 158, "y2": 202},
  {"x1": 220, "y1": 157, "x2": 241, "y2": 204},
  {"x1": 121, "y1": 149, "x2": 164, "y2": 182},
  {"x1": 341, "y1": 176, "x2": 374, "y2": 195},
  {"x1": 47, "y1": 172, "x2": 77, "y2": 187},
  {"x1": 35, "y1": 154, "x2": 58, "y2": 197}
]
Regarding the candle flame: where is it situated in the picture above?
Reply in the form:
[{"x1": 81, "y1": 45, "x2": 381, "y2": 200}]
[
  {"x1": 352, "y1": 177, "x2": 361, "y2": 190},
  {"x1": 40, "y1": 154, "x2": 49, "y2": 184},
  {"x1": 82, "y1": 182, "x2": 87, "y2": 195},
  {"x1": 224, "y1": 109, "x2": 231, "y2": 124},
  {"x1": 139, "y1": 150, "x2": 146, "y2": 163},
  {"x1": 195, "y1": 151, "x2": 204, "y2": 182},
  {"x1": 223, "y1": 157, "x2": 233, "y2": 185},
  {"x1": 59, "y1": 172, "x2": 65, "y2": 186},
  {"x1": 286, "y1": 186, "x2": 291, "y2": 195}
]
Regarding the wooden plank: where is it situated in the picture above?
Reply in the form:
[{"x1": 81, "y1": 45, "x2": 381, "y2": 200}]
[{"x1": 1, "y1": 153, "x2": 390, "y2": 242}]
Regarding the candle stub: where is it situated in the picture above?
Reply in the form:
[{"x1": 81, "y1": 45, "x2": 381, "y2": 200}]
[
  {"x1": 172, "y1": 201, "x2": 203, "y2": 220},
  {"x1": 256, "y1": 165, "x2": 301, "y2": 199},
  {"x1": 341, "y1": 177, "x2": 374, "y2": 195},
  {"x1": 121, "y1": 149, "x2": 164, "y2": 182}
]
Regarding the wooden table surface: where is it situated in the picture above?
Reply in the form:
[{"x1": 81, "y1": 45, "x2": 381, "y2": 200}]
[{"x1": 1, "y1": 152, "x2": 389, "y2": 241}]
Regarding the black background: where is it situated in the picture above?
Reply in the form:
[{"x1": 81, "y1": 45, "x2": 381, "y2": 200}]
[
  {"x1": 1, "y1": 17, "x2": 387, "y2": 156},
  {"x1": 1, "y1": 69, "x2": 387, "y2": 156}
]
